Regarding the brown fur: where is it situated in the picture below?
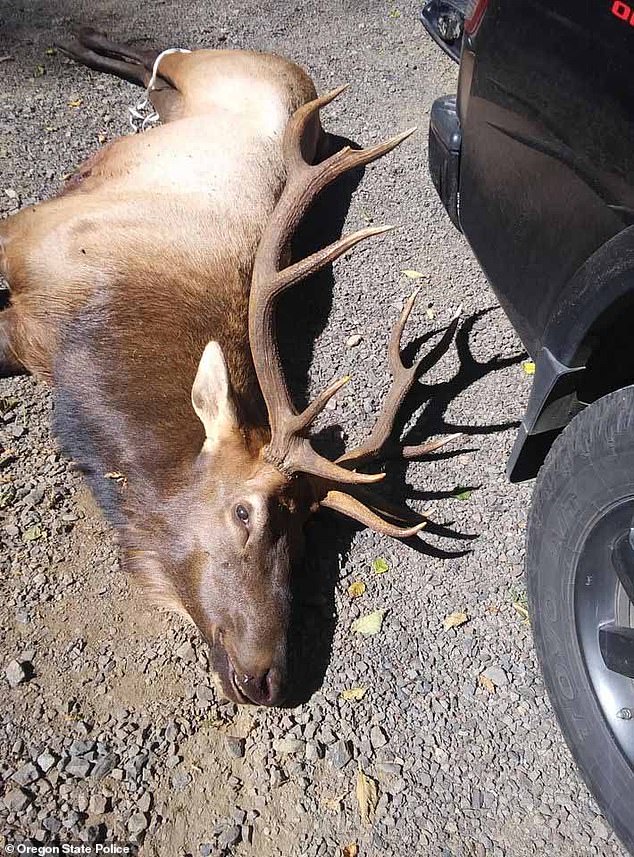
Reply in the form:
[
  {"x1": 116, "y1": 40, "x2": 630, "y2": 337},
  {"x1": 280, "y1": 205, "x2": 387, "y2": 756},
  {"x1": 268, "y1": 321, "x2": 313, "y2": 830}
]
[{"x1": 0, "y1": 43, "x2": 323, "y2": 706}]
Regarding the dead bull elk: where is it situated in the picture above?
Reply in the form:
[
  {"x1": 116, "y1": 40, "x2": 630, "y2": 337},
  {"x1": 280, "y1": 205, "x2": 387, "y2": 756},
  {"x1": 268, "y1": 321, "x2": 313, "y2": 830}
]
[{"x1": 0, "y1": 30, "x2": 459, "y2": 706}]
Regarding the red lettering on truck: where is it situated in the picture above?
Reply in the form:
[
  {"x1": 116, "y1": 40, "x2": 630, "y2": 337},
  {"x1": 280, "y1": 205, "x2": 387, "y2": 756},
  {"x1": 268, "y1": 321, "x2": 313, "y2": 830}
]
[{"x1": 611, "y1": 1, "x2": 634, "y2": 24}]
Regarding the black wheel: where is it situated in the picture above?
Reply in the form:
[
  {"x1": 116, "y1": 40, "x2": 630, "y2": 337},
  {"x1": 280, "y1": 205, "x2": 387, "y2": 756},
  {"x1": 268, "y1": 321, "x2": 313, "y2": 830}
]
[{"x1": 527, "y1": 386, "x2": 634, "y2": 855}]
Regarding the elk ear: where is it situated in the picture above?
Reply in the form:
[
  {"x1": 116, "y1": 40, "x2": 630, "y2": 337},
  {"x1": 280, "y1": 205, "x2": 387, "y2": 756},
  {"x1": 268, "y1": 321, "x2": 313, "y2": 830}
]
[{"x1": 191, "y1": 341, "x2": 238, "y2": 446}]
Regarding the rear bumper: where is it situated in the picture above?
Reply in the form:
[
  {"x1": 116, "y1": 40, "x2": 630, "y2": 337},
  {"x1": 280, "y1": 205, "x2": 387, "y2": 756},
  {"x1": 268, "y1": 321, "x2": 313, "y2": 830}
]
[
  {"x1": 428, "y1": 95, "x2": 462, "y2": 231},
  {"x1": 429, "y1": 95, "x2": 588, "y2": 483}
]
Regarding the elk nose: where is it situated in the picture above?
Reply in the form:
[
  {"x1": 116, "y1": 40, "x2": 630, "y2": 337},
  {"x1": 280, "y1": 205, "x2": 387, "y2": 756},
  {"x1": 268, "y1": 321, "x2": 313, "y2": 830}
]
[{"x1": 236, "y1": 668, "x2": 284, "y2": 706}]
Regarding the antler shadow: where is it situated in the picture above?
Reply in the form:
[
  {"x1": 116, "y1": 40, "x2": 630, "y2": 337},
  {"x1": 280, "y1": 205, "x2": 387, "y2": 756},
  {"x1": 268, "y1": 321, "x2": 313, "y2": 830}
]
[
  {"x1": 400, "y1": 306, "x2": 524, "y2": 441},
  {"x1": 379, "y1": 305, "x2": 524, "y2": 556}
]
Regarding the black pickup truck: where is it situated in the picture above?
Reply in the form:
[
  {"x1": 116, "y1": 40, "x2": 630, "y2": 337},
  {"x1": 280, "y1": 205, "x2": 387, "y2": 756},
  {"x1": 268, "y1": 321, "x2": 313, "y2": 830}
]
[{"x1": 424, "y1": 0, "x2": 634, "y2": 852}]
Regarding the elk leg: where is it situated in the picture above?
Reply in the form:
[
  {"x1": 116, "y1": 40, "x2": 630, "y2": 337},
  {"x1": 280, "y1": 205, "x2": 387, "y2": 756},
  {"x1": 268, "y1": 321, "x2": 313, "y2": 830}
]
[
  {"x1": 58, "y1": 29, "x2": 183, "y2": 123},
  {"x1": 58, "y1": 40, "x2": 150, "y2": 88},
  {"x1": 75, "y1": 27, "x2": 158, "y2": 69},
  {"x1": 0, "y1": 310, "x2": 28, "y2": 378},
  {"x1": 57, "y1": 28, "x2": 159, "y2": 88}
]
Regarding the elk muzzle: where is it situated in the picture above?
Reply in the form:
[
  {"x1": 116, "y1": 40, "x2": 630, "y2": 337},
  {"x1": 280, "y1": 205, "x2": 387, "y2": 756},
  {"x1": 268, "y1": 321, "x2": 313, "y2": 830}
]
[
  {"x1": 212, "y1": 624, "x2": 289, "y2": 706},
  {"x1": 230, "y1": 662, "x2": 286, "y2": 707}
]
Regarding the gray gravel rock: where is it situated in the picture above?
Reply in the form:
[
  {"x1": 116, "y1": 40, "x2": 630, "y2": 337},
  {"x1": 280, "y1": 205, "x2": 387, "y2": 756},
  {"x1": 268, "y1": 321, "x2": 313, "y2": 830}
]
[
  {"x1": 66, "y1": 758, "x2": 92, "y2": 778},
  {"x1": 305, "y1": 741, "x2": 324, "y2": 763},
  {"x1": 88, "y1": 794, "x2": 109, "y2": 815},
  {"x1": 171, "y1": 770, "x2": 192, "y2": 792},
  {"x1": 36, "y1": 749, "x2": 57, "y2": 773},
  {"x1": 269, "y1": 767, "x2": 287, "y2": 788},
  {"x1": 370, "y1": 725, "x2": 389, "y2": 749},
  {"x1": 225, "y1": 736, "x2": 245, "y2": 758},
  {"x1": 176, "y1": 642, "x2": 196, "y2": 662},
  {"x1": 481, "y1": 666, "x2": 509, "y2": 688},
  {"x1": 218, "y1": 825, "x2": 241, "y2": 849},
  {"x1": 5, "y1": 659, "x2": 27, "y2": 688},
  {"x1": 91, "y1": 754, "x2": 117, "y2": 781},
  {"x1": 137, "y1": 792, "x2": 152, "y2": 813},
  {"x1": 43, "y1": 817, "x2": 62, "y2": 835},
  {"x1": 328, "y1": 739, "x2": 352, "y2": 769},
  {"x1": 3, "y1": 788, "x2": 31, "y2": 812},
  {"x1": 128, "y1": 812, "x2": 149, "y2": 835},
  {"x1": 11, "y1": 762, "x2": 40, "y2": 786},
  {"x1": 272, "y1": 737, "x2": 304, "y2": 755}
]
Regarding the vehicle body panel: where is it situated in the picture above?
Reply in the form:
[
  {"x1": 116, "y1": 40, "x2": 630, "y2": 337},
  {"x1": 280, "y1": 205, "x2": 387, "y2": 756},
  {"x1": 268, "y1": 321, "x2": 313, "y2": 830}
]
[{"x1": 427, "y1": 0, "x2": 634, "y2": 478}]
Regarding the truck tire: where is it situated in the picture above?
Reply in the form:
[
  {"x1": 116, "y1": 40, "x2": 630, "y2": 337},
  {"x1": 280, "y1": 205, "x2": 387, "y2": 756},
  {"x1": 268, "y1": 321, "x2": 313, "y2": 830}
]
[{"x1": 527, "y1": 386, "x2": 634, "y2": 855}]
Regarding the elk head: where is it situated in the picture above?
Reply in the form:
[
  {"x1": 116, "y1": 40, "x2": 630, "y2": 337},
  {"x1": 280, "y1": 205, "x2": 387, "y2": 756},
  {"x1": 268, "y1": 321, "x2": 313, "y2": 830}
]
[{"x1": 131, "y1": 87, "x2": 460, "y2": 706}]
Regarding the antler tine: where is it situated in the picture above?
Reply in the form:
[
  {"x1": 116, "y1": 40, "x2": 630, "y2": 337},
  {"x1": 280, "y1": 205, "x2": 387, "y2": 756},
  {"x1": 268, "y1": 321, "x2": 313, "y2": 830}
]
[
  {"x1": 262, "y1": 223, "x2": 395, "y2": 301},
  {"x1": 349, "y1": 484, "x2": 429, "y2": 525},
  {"x1": 291, "y1": 375, "x2": 350, "y2": 433},
  {"x1": 284, "y1": 85, "x2": 349, "y2": 174},
  {"x1": 249, "y1": 85, "x2": 414, "y2": 482},
  {"x1": 335, "y1": 298, "x2": 462, "y2": 468},
  {"x1": 320, "y1": 490, "x2": 425, "y2": 539},
  {"x1": 388, "y1": 287, "x2": 420, "y2": 372},
  {"x1": 291, "y1": 447, "x2": 385, "y2": 485}
]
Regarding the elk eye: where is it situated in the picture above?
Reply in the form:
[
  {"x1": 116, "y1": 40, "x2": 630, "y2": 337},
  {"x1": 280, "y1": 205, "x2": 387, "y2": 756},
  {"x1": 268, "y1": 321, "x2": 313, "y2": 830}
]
[{"x1": 235, "y1": 504, "x2": 250, "y2": 524}]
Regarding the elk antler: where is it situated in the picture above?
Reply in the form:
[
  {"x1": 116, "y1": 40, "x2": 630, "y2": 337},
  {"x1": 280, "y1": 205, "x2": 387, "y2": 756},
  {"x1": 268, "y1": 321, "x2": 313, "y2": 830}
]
[
  {"x1": 249, "y1": 87, "x2": 459, "y2": 537},
  {"x1": 335, "y1": 291, "x2": 463, "y2": 469}
]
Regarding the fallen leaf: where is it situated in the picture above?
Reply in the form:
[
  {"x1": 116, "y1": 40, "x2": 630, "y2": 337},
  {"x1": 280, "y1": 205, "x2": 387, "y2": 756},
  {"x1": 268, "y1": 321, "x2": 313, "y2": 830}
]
[
  {"x1": 23, "y1": 525, "x2": 44, "y2": 542},
  {"x1": 478, "y1": 673, "x2": 495, "y2": 693},
  {"x1": 340, "y1": 686, "x2": 367, "y2": 701},
  {"x1": 342, "y1": 845, "x2": 359, "y2": 857},
  {"x1": 322, "y1": 792, "x2": 347, "y2": 812},
  {"x1": 452, "y1": 486, "x2": 472, "y2": 501},
  {"x1": 512, "y1": 601, "x2": 530, "y2": 622},
  {"x1": 522, "y1": 360, "x2": 536, "y2": 375},
  {"x1": 372, "y1": 557, "x2": 389, "y2": 575},
  {"x1": 45, "y1": 47, "x2": 57, "y2": 56},
  {"x1": 0, "y1": 396, "x2": 18, "y2": 415},
  {"x1": 0, "y1": 449, "x2": 16, "y2": 467},
  {"x1": 347, "y1": 580, "x2": 366, "y2": 598},
  {"x1": 0, "y1": 484, "x2": 15, "y2": 509},
  {"x1": 426, "y1": 307, "x2": 436, "y2": 320},
  {"x1": 443, "y1": 611, "x2": 469, "y2": 631},
  {"x1": 68, "y1": 98, "x2": 83, "y2": 108},
  {"x1": 401, "y1": 269, "x2": 424, "y2": 279},
  {"x1": 34, "y1": 64, "x2": 45, "y2": 77},
  {"x1": 356, "y1": 766, "x2": 378, "y2": 823},
  {"x1": 352, "y1": 609, "x2": 386, "y2": 636},
  {"x1": 510, "y1": 587, "x2": 529, "y2": 623}
]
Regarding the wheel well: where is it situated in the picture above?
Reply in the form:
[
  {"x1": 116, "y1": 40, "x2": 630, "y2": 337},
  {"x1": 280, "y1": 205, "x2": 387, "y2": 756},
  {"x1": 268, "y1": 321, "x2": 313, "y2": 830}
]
[
  {"x1": 509, "y1": 292, "x2": 634, "y2": 481},
  {"x1": 574, "y1": 292, "x2": 634, "y2": 405}
]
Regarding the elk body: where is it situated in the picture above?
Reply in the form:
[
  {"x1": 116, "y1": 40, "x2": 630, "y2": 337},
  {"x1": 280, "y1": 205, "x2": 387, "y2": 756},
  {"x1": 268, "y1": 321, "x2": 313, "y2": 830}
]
[{"x1": 0, "y1": 30, "x2": 456, "y2": 706}]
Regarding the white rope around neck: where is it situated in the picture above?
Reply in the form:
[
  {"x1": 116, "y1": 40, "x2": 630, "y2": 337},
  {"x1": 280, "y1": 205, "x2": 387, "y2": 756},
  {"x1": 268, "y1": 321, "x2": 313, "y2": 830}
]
[{"x1": 128, "y1": 47, "x2": 191, "y2": 133}]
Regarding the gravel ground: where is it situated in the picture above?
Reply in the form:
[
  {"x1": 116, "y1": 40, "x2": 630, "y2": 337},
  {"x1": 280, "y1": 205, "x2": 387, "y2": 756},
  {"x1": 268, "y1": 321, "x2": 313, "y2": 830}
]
[{"x1": 0, "y1": 1, "x2": 628, "y2": 856}]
